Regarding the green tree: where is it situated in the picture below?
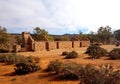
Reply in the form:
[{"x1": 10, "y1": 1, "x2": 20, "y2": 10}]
[
  {"x1": 61, "y1": 35, "x2": 70, "y2": 41},
  {"x1": 15, "y1": 35, "x2": 22, "y2": 44},
  {"x1": 89, "y1": 31, "x2": 100, "y2": 43},
  {"x1": 97, "y1": 26, "x2": 112, "y2": 44},
  {"x1": 78, "y1": 31, "x2": 83, "y2": 40},
  {"x1": 77, "y1": 31, "x2": 89, "y2": 41},
  {"x1": 33, "y1": 27, "x2": 54, "y2": 41},
  {"x1": 0, "y1": 26, "x2": 10, "y2": 45},
  {"x1": 78, "y1": 31, "x2": 84, "y2": 40},
  {"x1": 114, "y1": 29, "x2": 120, "y2": 41}
]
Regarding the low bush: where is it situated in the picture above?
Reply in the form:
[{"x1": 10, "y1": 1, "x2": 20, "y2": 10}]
[
  {"x1": 109, "y1": 48, "x2": 120, "y2": 59},
  {"x1": 95, "y1": 43, "x2": 102, "y2": 46},
  {"x1": 59, "y1": 62, "x2": 80, "y2": 80},
  {"x1": 62, "y1": 51, "x2": 68, "y2": 56},
  {"x1": 116, "y1": 43, "x2": 120, "y2": 47},
  {"x1": 47, "y1": 61, "x2": 80, "y2": 80},
  {"x1": 14, "y1": 62, "x2": 40, "y2": 75},
  {"x1": 116, "y1": 44, "x2": 119, "y2": 47},
  {"x1": 0, "y1": 54, "x2": 39, "y2": 65},
  {"x1": 46, "y1": 60, "x2": 62, "y2": 74},
  {"x1": 46, "y1": 60, "x2": 120, "y2": 84},
  {"x1": 79, "y1": 64, "x2": 120, "y2": 84},
  {"x1": 86, "y1": 44, "x2": 108, "y2": 59},
  {"x1": 0, "y1": 54, "x2": 41, "y2": 75},
  {"x1": 0, "y1": 49, "x2": 9, "y2": 53},
  {"x1": 65, "y1": 51, "x2": 78, "y2": 59}
]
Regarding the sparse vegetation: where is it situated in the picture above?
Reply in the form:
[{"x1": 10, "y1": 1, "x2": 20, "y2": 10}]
[
  {"x1": 46, "y1": 60, "x2": 120, "y2": 84},
  {"x1": 0, "y1": 27, "x2": 11, "y2": 53},
  {"x1": 46, "y1": 59, "x2": 62, "y2": 74},
  {"x1": 78, "y1": 64, "x2": 120, "y2": 84},
  {"x1": 0, "y1": 54, "x2": 41, "y2": 74},
  {"x1": 0, "y1": 49, "x2": 9, "y2": 53},
  {"x1": 88, "y1": 26, "x2": 112, "y2": 44},
  {"x1": 60, "y1": 35, "x2": 70, "y2": 41},
  {"x1": 33, "y1": 27, "x2": 54, "y2": 41},
  {"x1": 0, "y1": 26, "x2": 10, "y2": 45},
  {"x1": 86, "y1": 44, "x2": 108, "y2": 59},
  {"x1": 114, "y1": 29, "x2": 120, "y2": 41},
  {"x1": 65, "y1": 51, "x2": 78, "y2": 59},
  {"x1": 14, "y1": 62, "x2": 40, "y2": 75},
  {"x1": 15, "y1": 35, "x2": 22, "y2": 45},
  {"x1": 116, "y1": 43, "x2": 119, "y2": 47},
  {"x1": 109, "y1": 48, "x2": 120, "y2": 59},
  {"x1": 62, "y1": 51, "x2": 68, "y2": 56},
  {"x1": 0, "y1": 25, "x2": 120, "y2": 83},
  {"x1": 59, "y1": 62, "x2": 80, "y2": 80},
  {"x1": 0, "y1": 54, "x2": 40, "y2": 65}
]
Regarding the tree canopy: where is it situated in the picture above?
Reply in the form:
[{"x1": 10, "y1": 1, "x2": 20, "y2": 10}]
[
  {"x1": 33, "y1": 27, "x2": 54, "y2": 41},
  {"x1": 97, "y1": 26, "x2": 112, "y2": 43},
  {"x1": 0, "y1": 26, "x2": 10, "y2": 45},
  {"x1": 78, "y1": 31, "x2": 83, "y2": 40},
  {"x1": 114, "y1": 29, "x2": 120, "y2": 41}
]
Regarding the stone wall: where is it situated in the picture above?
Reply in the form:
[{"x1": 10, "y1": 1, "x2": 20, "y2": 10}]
[
  {"x1": 73, "y1": 41, "x2": 81, "y2": 48},
  {"x1": 13, "y1": 45, "x2": 21, "y2": 52},
  {"x1": 29, "y1": 41, "x2": 90, "y2": 51},
  {"x1": 34, "y1": 42, "x2": 46, "y2": 51},
  {"x1": 81, "y1": 41, "x2": 90, "y2": 47},
  {"x1": 57, "y1": 41, "x2": 72, "y2": 49},
  {"x1": 22, "y1": 32, "x2": 35, "y2": 51},
  {"x1": 13, "y1": 32, "x2": 90, "y2": 52},
  {"x1": 46, "y1": 41, "x2": 57, "y2": 51}
]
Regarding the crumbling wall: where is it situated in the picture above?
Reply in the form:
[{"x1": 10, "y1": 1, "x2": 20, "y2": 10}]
[
  {"x1": 34, "y1": 41, "x2": 46, "y2": 51},
  {"x1": 13, "y1": 45, "x2": 21, "y2": 52},
  {"x1": 81, "y1": 41, "x2": 90, "y2": 47},
  {"x1": 73, "y1": 41, "x2": 81, "y2": 48},
  {"x1": 22, "y1": 32, "x2": 30, "y2": 45},
  {"x1": 22, "y1": 32, "x2": 35, "y2": 51},
  {"x1": 19, "y1": 32, "x2": 90, "y2": 52},
  {"x1": 58, "y1": 41, "x2": 72, "y2": 49},
  {"x1": 29, "y1": 37, "x2": 35, "y2": 51},
  {"x1": 46, "y1": 41, "x2": 57, "y2": 51},
  {"x1": 33, "y1": 41, "x2": 90, "y2": 51}
]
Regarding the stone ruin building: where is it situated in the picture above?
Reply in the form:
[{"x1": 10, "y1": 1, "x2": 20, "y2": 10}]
[{"x1": 13, "y1": 32, "x2": 90, "y2": 52}]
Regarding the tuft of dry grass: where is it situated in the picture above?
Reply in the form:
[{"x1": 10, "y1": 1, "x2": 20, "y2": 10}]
[{"x1": 0, "y1": 45, "x2": 120, "y2": 84}]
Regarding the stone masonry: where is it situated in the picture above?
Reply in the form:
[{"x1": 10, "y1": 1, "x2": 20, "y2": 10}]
[{"x1": 13, "y1": 32, "x2": 90, "y2": 52}]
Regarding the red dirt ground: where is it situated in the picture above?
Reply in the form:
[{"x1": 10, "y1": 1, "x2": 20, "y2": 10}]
[{"x1": 0, "y1": 45, "x2": 120, "y2": 84}]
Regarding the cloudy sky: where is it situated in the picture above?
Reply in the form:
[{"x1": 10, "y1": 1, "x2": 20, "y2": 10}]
[{"x1": 0, "y1": 0, "x2": 120, "y2": 35}]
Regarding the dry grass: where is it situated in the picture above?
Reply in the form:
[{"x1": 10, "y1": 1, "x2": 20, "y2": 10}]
[{"x1": 0, "y1": 45, "x2": 120, "y2": 84}]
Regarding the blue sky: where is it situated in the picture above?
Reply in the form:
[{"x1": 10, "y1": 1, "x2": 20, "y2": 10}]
[{"x1": 0, "y1": 0, "x2": 120, "y2": 35}]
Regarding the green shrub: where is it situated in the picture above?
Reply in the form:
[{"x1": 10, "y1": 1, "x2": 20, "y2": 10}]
[
  {"x1": 46, "y1": 60, "x2": 120, "y2": 84},
  {"x1": 14, "y1": 62, "x2": 40, "y2": 75},
  {"x1": 59, "y1": 62, "x2": 80, "y2": 80},
  {"x1": 65, "y1": 51, "x2": 78, "y2": 59},
  {"x1": 78, "y1": 64, "x2": 120, "y2": 84},
  {"x1": 94, "y1": 43, "x2": 102, "y2": 46},
  {"x1": 115, "y1": 42, "x2": 120, "y2": 47},
  {"x1": 86, "y1": 44, "x2": 108, "y2": 59},
  {"x1": 0, "y1": 49, "x2": 9, "y2": 53},
  {"x1": 116, "y1": 44, "x2": 119, "y2": 47},
  {"x1": 46, "y1": 60, "x2": 62, "y2": 74},
  {"x1": 62, "y1": 51, "x2": 68, "y2": 56},
  {"x1": 0, "y1": 54, "x2": 38, "y2": 65},
  {"x1": 109, "y1": 48, "x2": 120, "y2": 59}
]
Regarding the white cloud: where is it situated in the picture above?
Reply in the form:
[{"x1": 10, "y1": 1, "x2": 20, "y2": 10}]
[{"x1": 0, "y1": 0, "x2": 120, "y2": 34}]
